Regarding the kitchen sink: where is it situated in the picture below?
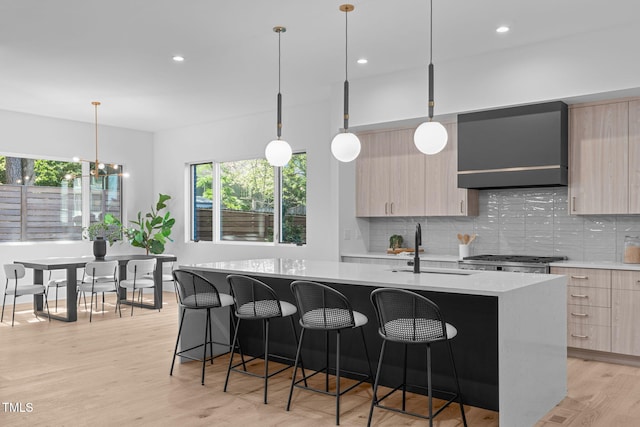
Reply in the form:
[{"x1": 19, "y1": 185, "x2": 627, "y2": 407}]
[{"x1": 388, "y1": 268, "x2": 477, "y2": 276}]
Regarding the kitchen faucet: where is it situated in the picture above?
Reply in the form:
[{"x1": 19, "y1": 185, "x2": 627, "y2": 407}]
[{"x1": 414, "y1": 223, "x2": 421, "y2": 274}]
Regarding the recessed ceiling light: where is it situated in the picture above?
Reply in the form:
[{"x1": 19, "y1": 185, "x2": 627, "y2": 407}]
[
  {"x1": 357, "y1": 58, "x2": 368, "y2": 64},
  {"x1": 172, "y1": 55, "x2": 185, "y2": 62},
  {"x1": 496, "y1": 26, "x2": 510, "y2": 33}
]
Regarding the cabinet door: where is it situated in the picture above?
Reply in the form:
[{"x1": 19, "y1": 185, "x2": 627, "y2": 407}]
[
  {"x1": 387, "y1": 129, "x2": 425, "y2": 216},
  {"x1": 569, "y1": 102, "x2": 629, "y2": 214},
  {"x1": 629, "y1": 100, "x2": 640, "y2": 213},
  {"x1": 612, "y1": 270, "x2": 640, "y2": 356},
  {"x1": 361, "y1": 131, "x2": 391, "y2": 217},
  {"x1": 424, "y1": 122, "x2": 478, "y2": 216},
  {"x1": 355, "y1": 132, "x2": 373, "y2": 217}
]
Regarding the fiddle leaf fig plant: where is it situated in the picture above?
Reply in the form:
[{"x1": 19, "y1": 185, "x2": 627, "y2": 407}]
[{"x1": 107, "y1": 193, "x2": 175, "y2": 255}]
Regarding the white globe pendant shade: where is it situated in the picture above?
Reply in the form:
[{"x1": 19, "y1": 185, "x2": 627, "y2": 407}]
[
  {"x1": 331, "y1": 132, "x2": 361, "y2": 163},
  {"x1": 414, "y1": 121, "x2": 448, "y2": 155},
  {"x1": 265, "y1": 139, "x2": 292, "y2": 167}
]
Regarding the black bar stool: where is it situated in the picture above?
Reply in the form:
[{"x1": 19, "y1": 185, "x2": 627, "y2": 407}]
[
  {"x1": 224, "y1": 274, "x2": 304, "y2": 404},
  {"x1": 170, "y1": 269, "x2": 242, "y2": 385},
  {"x1": 287, "y1": 280, "x2": 373, "y2": 425},
  {"x1": 368, "y1": 288, "x2": 467, "y2": 427}
]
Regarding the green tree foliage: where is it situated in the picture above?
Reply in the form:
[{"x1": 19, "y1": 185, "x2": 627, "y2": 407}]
[{"x1": 0, "y1": 156, "x2": 81, "y2": 187}]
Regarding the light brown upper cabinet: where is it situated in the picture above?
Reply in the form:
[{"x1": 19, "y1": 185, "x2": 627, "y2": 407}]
[
  {"x1": 355, "y1": 125, "x2": 478, "y2": 217},
  {"x1": 423, "y1": 122, "x2": 478, "y2": 216},
  {"x1": 356, "y1": 128, "x2": 424, "y2": 217},
  {"x1": 569, "y1": 99, "x2": 640, "y2": 214}
]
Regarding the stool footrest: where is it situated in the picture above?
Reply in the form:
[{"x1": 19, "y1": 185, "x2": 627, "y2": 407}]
[
  {"x1": 292, "y1": 365, "x2": 370, "y2": 398},
  {"x1": 229, "y1": 353, "x2": 295, "y2": 380},
  {"x1": 373, "y1": 382, "x2": 459, "y2": 421}
]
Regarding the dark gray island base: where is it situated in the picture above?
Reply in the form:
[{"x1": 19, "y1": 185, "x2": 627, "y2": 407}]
[{"x1": 182, "y1": 258, "x2": 566, "y2": 426}]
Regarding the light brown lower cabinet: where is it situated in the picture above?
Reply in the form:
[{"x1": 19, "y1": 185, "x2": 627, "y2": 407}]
[
  {"x1": 612, "y1": 270, "x2": 640, "y2": 356},
  {"x1": 552, "y1": 266, "x2": 640, "y2": 357}
]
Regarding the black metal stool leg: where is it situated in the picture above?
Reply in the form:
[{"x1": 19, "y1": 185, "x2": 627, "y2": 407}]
[
  {"x1": 229, "y1": 312, "x2": 246, "y2": 371},
  {"x1": 263, "y1": 318, "x2": 270, "y2": 404},
  {"x1": 201, "y1": 308, "x2": 210, "y2": 385},
  {"x1": 224, "y1": 317, "x2": 241, "y2": 392},
  {"x1": 448, "y1": 340, "x2": 468, "y2": 427},
  {"x1": 286, "y1": 327, "x2": 305, "y2": 411},
  {"x1": 402, "y1": 343, "x2": 408, "y2": 411},
  {"x1": 208, "y1": 308, "x2": 214, "y2": 365},
  {"x1": 359, "y1": 327, "x2": 375, "y2": 384},
  {"x1": 367, "y1": 340, "x2": 386, "y2": 427},
  {"x1": 170, "y1": 308, "x2": 187, "y2": 376},
  {"x1": 325, "y1": 330, "x2": 330, "y2": 392},
  {"x1": 336, "y1": 329, "x2": 341, "y2": 426},
  {"x1": 427, "y1": 344, "x2": 433, "y2": 427},
  {"x1": 289, "y1": 315, "x2": 308, "y2": 387}
]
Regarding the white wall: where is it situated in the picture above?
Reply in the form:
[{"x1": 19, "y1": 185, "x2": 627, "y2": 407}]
[
  {"x1": 0, "y1": 109, "x2": 154, "y2": 302},
  {"x1": 153, "y1": 100, "x2": 339, "y2": 265},
  {"x1": 338, "y1": 22, "x2": 640, "y2": 256}
]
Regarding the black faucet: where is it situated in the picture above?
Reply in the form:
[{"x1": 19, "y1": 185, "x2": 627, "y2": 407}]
[{"x1": 414, "y1": 223, "x2": 422, "y2": 274}]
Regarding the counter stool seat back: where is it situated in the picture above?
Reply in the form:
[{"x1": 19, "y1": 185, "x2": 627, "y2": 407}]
[
  {"x1": 170, "y1": 269, "x2": 237, "y2": 385},
  {"x1": 2, "y1": 263, "x2": 50, "y2": 326},
  {"x1": 368, "y1": 288, "x2": 467, "y2": 427},
  {"x1": 224, "y1": 274, "x2": 301, "y2": 404},
  {"x1": 372, "y1": 289, "x2": 456, "y2": 344},
  {"x1": 292, "y1": 281, "x2": 362, "y2": 330},
  {"x1": 287, "y1": 280, "x2": 373, "y2": 425}
]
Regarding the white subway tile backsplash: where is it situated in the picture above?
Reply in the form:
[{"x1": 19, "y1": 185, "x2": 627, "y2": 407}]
[{"x1": 365, "y1": 187, "x2": 640, "y2": 262}]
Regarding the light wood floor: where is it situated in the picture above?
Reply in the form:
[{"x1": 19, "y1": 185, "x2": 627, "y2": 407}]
[{"x1": 1, "y1": 294, "x2": 639, "y2": 426}]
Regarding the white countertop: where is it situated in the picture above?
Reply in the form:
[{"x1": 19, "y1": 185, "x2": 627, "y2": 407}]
[
  {"x1": 184, "y1": 258, "x2": 564, "y2": 297},
  {"x1": 341, "y1": 252, "x2": 460, "y2": 262}
]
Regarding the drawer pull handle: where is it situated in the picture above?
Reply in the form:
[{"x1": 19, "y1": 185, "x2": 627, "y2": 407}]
[
  {"x1": 570, "y1": 312, "x2": 588, "y2": 317},
  {"x1": 571, "y1": 334, "x2": 588, "y2": 339},
  {"x1": 570, "y1": 294, "x2": 589, "y2": 298},
  {"x1": 571, "y1": 275, "x2": 589, "y2": 280}
]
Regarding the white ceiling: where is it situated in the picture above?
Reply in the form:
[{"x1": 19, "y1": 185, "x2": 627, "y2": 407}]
[{"x1": 1, "y1": 0, "x2": 638, "y2": 132}]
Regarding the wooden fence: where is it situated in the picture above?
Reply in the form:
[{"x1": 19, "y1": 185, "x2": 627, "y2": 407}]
[
  {"x1": 0, "y1": 185, "x2": 120, "y2": 242},
  {"x1": 195, "y1": 208, "x2": 306, "y2": 242}
]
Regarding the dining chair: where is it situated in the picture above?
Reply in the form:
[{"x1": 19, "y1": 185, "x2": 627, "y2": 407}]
[
  {"x1": 119, "y1": 259, "x2": 158, "y2": 316},
  {"x1": 77, "y1": 261, "x2": 119, "y2": 322},
  {"x1": 2, "y1": 264, "x2": 50, "y2": 326}
]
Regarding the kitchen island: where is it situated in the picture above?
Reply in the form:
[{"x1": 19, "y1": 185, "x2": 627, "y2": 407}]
[{"x1": 182, "y1": 258, "x2": 567, "y2": 426}]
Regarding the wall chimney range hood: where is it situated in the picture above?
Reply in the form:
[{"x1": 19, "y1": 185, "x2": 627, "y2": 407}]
[{"x1": 457, "y1": 101, "x2": 568, "y2": 189}]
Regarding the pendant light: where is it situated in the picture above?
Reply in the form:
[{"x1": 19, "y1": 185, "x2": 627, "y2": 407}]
[
  {"x1": 265, "y1": 26, "x2": 293, "y2": 167},
  {"x1": 414, "y1": 0, "x2": 448, "y2": 155},
  {"x1": 331, "y1": 4, "x2": 361, "y2": 163},
  {"x1": 70, "y1": 101, "x2": 129, "y2": 180}
]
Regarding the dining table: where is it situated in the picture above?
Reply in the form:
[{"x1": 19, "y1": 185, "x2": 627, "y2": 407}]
[{"x1": 14, "y1": 254, "x2": 177, "y2": 322}]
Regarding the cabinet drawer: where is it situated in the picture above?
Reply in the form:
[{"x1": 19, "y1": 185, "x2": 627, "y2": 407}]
[
  {"x1": 567, "y1": 285, "x2": 610, "y2": 307},
  {"x1": 567, "y1": 324, "x2": 611, "y2": 352},
  {"x1": 612, "y1": 269, "x2": 640, "y2": 291},
  {"x1": 567, "y1": 305, "x2": 610, "y2": 326},
  {"x1": 551, "y1": 267, "x2": 611, "y2": 288}
]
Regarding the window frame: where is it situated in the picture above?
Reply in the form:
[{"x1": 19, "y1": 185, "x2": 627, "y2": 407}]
[
  {"x1": 188, "y1": 152, "x2": 306, "y2": 246},
  {"x1": 0, "y1": 152, "x2": 125, "y2": 244}
]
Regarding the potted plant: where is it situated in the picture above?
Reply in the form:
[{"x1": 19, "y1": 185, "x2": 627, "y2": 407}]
[
  {"x1": 84, "y1": 219, "x2": 121, "y2": 260},
  {"x1": 109, "y1": 193, "x2": 175, "y2": 255}
]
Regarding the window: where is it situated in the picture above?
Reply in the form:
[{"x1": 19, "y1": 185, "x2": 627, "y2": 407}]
[
  {"x1": 0, "y1": 155, "x2": 123, "y2": 242},
  {"x1": 190, "y1": 152, "x2": 306, "y2": 245}
]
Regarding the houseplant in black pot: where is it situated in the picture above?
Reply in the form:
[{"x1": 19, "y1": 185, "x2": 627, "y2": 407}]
[{"x1": 84, "y1": 219, "x2": 121, "y2": 259}]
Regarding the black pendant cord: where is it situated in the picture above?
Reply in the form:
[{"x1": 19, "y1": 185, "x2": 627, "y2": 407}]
[
  {"x1": 276, "y1": 29, "x2": 283, "y2": 139},
  {"x1": 343, "y1": 8, "x2": 349, "y2": 132},
  {"x1": 428, "y1": 0, "x2": 435, "y2": 121}
]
